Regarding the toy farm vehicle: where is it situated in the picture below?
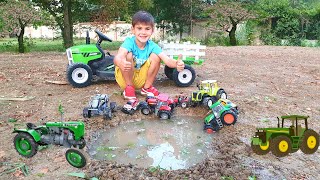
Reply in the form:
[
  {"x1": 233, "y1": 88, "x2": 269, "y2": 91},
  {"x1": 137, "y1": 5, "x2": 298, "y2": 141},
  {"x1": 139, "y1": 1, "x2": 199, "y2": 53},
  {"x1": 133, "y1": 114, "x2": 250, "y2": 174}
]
[
  {"x1": 13, "y1": 121, "x2": 87, "y2": 168},
  {"x1": 203, "y1": 99, "x2": 238, "y2": 134},
  {"x1": 160, "y1": 41, "x2": 205, "y2": 87},
  {"x1": 66, "y1": 30, "x2": 115, "y2": 88},
  {"x1": 251, "y1": 115, "x2": 319, "y2": 157},
  {"x1": 140, "y1": 93, "x2": 175, "y2": 120},
  {"x1": 83, "y1": 94, "x2": 116, "y2": 120},
  {"x1": 193, "y1": 80, "x2": 227, "y2": 108}
]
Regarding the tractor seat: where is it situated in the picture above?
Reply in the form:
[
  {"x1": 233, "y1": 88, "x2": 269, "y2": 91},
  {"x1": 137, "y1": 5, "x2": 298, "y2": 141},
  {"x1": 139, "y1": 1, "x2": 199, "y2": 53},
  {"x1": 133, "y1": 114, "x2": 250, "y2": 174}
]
[{"x1": 26, "y1": 123, "x2": 38, "y2": 129}]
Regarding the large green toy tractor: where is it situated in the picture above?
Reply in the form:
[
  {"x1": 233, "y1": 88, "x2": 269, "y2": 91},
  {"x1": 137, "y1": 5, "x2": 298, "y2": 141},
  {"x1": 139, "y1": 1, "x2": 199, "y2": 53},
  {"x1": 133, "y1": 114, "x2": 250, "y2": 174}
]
[
  {"x1": 13, "y1": 121, "x2": 87, "y2": 168},
  {"x1": 251, "y1": 115, "x2": 319, "y2": 157},
  {"x1": 66, "y1": 30, "x2": 115, "y2": 88},
  {"x1": 192, "y1": 80, "x2": 227, "y2": 108}
]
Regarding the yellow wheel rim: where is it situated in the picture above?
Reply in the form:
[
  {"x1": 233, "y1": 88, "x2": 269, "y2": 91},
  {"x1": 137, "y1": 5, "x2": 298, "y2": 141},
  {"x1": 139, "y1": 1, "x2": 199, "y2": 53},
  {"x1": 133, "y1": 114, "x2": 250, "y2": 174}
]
[
  {"x1": 278, "y1": 140, "x2": 288, "y2": 152},
  {"x1": 307, "y1": 136, "x2": 316, "y2": 149},
  {"x1": 260, "y1": 141, "x2": 269, "y2": 151}
]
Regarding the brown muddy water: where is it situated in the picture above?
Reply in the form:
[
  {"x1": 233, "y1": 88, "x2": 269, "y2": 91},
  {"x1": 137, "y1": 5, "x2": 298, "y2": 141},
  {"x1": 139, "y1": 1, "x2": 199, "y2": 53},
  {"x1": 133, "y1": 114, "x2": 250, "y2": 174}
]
[{"x1": 87, "y1": 116, "x2": 216, "y2": 170}]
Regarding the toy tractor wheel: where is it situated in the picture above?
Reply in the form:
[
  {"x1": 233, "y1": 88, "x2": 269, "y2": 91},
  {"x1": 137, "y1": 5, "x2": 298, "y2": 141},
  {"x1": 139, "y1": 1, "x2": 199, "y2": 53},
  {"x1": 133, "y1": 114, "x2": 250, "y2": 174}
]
[
  {"x1": 67, "y1": 63, "x2": 93, "y2": 88},
  {"x1": 271, "y1": 136, "x2": 292, "y2": 157},
  {"x1": 141, "y1": 107, "x2": 151, "y2": 115},
  {"x1": 251, "y1": 140, "x2": 270, "y2": 155},
  {"x1": 164, "y1": 65, "x2": 174, "y2": 80},
  {"x1": 77, "y1": 138, "x2": 86, "y2": 149},
  {"x1": 159, "y1": 111, "x2": 170, "y2": 120},
  {"x1": 206, "y1": 97, "x2": 217, "y2": 109},
  {"x1": 103, "y1": 109, "x2": 112, "y2": 120},
  {"x1": 300, "y1": 129, "x2": 319, "y2": 154},
  {"x1": 83, "y1": 107, "x2": 91, "y2": 118},
  {"x1": 204, "y1": 121, "x2": 219, "y2": 134},
  {"x1": 221, "y1": 111, "x2": 237, "y2": 125},
  {"x1": 172, "y1": 65, "x2": 196, "y2": 87},
  {"x1": 181, "y1": 102, "x2": 188, "y2": 108},
  {"x1": 14, "y1": 132, "x2": 38, "y2": 158},
  {"x1": 110, "y1": 102, "x2": 117, "y2": 112},
  {"x1": 65, "y1": 148, "x2": 87, "y2": 168},
  {"x1": 217, "y1": 89, "x2": 227, "y2": 99}
]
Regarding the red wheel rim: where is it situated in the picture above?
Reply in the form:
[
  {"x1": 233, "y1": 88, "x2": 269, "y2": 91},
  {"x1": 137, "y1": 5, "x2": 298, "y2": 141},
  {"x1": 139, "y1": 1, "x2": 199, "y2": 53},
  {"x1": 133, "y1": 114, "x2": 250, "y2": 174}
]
[{"x1": 224, "y1": 113, "x2": 235, "y2": 124}]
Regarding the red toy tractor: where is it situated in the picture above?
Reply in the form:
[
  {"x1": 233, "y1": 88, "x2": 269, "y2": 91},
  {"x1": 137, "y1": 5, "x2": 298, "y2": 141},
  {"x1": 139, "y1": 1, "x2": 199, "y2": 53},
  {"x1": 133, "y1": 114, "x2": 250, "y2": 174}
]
[{"x1": 140, "y1": 93, "x2": 175, "y2": 119}]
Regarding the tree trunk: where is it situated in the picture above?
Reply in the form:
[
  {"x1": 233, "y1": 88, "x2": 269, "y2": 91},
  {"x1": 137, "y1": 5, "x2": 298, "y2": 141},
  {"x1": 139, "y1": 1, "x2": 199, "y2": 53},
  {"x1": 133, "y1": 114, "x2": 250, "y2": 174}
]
[
  {"x1": 229, "y1": 25, "x2": 237, "y2": 46},
  {"x1": 18, "y1": 20, "x2": 25, "y2": 53},
  {"x1": 62, "y1": 0, "x2": 73, "y2": 49}
]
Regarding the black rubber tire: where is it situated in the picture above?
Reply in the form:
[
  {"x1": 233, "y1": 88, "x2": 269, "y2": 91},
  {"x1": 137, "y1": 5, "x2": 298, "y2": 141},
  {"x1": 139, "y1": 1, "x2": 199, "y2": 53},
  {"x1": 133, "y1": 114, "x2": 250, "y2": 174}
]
[
  {"x1": 141, "y1": 107, "x2": 151, "y2": 115},
  {"x1": 181, "y1": 102, "x2": 188, "y2": 108},
  {"x1": 217, "y1": 89, "x2": 227, "y2": 99},
  {"x1": 172, "y1": 65, "x2": 196, "y2": 87},
  {"x1": 206, "y1": 97, "x2": 217, "y2": 109},
  {"x1": 14, "y1": 132, "x2": 38, "y2": 158},
  {"x1": 103, "y1": 109, "x2": 112, "y2": 120},
  {"x1": 251, "y1": 140, "x2": 270, "y2": 155},
  {"x1": 159, "y1": 111, "x2": 170, "y2": 120},
  {"x1": 65, "y1": 148, "x2": 87, "y2": 168},
  {"x1": 83, "y1": 107, "x2": 91, "y2": 118},
  {"x1": 67, "y1": 63, "x2": 93, "y2": 88},
  {"x1": 78, "y1": 138, "x2": 86, "y2": 149},
  {"x1": 164, "y1": 65, "x2": 174, "y2": 80},
  {"x1": 221, "y1": 110, "x2": 237, "y2": 125},
  {"x1": 271, "y1": 136, "x2": 292, "y2": 157},
  {"x1": 300, "y1": 129, "x2": 319, "y2": 154},
  {"x1": 110, "y1": 102, "x2": 117, "y2": 112}
]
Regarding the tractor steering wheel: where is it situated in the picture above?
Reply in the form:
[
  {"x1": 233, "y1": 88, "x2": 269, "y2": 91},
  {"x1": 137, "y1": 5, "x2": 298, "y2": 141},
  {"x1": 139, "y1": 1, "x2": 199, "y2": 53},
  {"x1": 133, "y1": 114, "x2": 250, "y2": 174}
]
[{"x1": 94, "y1": 29, "x2": 112, "y2": 42}]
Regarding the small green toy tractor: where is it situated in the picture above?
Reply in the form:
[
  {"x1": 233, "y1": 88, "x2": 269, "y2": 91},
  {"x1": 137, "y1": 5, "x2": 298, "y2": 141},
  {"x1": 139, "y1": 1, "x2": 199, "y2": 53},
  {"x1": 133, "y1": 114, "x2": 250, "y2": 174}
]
[
  {"x1": 66, "y1": 30, "x2": 115, "y2": 88},
  {"x1": 251, "y1": 115, "x2": 319, "y2": 157},
  {"x1": 192, "y1": 80, "x2": 227, "y2": 108},
  {"x1": 203, "y1": 98, "x2": 238, "y2": 134},
  {"x1": 13, "y1": 121, "x2": 87, "y2": 168}
]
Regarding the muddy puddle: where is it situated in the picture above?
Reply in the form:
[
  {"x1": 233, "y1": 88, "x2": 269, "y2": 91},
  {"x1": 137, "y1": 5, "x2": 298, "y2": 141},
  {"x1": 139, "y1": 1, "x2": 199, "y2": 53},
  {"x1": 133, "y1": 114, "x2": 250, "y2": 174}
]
[{"x1": 88, "y1": 116, "x2": 215, "y2": 170}]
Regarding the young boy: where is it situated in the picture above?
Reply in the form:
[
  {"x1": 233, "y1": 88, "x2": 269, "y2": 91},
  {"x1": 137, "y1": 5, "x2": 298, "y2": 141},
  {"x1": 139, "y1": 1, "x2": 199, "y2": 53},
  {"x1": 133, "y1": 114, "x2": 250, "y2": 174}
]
[{"x1": 114, "y1": 11, "x2": 185, "y2": 105}]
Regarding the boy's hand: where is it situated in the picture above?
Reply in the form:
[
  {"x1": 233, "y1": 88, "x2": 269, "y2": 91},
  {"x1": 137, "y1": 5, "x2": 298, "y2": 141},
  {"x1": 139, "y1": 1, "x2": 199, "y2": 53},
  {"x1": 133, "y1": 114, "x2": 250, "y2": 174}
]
[
  {"x1": 176, "y1": 54, "x2": 185, "y2": 72},
  {"x1": 120, "y1": 59, "x2": 132, "y2": 72}
]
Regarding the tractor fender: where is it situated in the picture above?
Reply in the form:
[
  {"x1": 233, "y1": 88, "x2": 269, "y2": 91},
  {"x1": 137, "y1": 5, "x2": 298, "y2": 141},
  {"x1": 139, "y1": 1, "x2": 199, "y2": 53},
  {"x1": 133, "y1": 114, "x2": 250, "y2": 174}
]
[{"x1": 12, "y1": 129, "x2": 41, "y2": 142}]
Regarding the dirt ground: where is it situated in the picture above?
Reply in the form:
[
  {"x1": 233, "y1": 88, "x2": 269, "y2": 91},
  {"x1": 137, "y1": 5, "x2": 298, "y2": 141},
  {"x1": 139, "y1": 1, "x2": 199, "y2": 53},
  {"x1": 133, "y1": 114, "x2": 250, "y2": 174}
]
[{"x1": 0, "y1": 46, "x2": 320, "y2": 180}]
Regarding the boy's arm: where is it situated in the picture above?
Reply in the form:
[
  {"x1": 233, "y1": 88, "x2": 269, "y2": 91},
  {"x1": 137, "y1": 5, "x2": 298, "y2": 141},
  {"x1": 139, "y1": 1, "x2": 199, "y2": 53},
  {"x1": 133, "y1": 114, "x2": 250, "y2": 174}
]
[
  {"x1": 158, "y1": 53, "x2": 185, "y2": 72},
  {"x1": 114, "y1": 47, "x2": 131, "y2": 72}
]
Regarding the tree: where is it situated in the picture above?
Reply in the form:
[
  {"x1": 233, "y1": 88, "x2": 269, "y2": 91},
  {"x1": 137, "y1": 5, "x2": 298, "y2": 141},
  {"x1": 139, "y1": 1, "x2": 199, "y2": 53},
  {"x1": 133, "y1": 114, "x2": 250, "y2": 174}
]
[
  {"x1": 32, "y1": 0, "x2": 75, "y2": 48},
  {"x1": 0, "y1": 0, "x2": 43, "y2": 53},
  {"x1": 152, "y1": 0, "x2": 200, "y2": 40},
  {"x1": 206, "y1": 0, "x2": 256, "y2": 45}
]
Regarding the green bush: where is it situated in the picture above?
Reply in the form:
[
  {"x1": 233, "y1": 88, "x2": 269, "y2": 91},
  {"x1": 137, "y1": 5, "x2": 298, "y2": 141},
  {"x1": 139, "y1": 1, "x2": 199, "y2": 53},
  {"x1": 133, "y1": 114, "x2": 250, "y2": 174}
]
[
  {"x1": 203, "y1": 33, "x2": 230, "y2": 46},
  {"x1": 0, "y1": 38, "x2": 122, "y2": 53}
]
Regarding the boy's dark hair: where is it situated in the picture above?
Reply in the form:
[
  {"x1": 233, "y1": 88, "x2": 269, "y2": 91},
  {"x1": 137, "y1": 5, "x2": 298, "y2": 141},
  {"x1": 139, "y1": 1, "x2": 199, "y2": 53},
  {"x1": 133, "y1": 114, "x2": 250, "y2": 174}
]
[{"x1": 132, "y1": 11, "x2": 154, "y2": 27}]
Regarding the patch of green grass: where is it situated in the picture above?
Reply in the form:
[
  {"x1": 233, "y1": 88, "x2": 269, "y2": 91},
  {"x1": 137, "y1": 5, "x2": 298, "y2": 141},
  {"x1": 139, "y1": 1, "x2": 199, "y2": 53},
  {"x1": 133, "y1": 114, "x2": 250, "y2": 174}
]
[
  {"x1": 36, "y1": 173, "x2": 45, "y2": 177},
  {"x1": 248, "y1": 176, "x2": 257, "y2": 180},
  {"x1": 126, "y1": 142, "x2": 135, "y2": 149},
  {"x1": 97, "y1": 146, "x2": 119, "y2": 152},
  {"x1": 221, "y1": 176, "x2": 234, "y2": 180},
  {"x1": 0, "y1": 38, "x2": 122, "y2": 53},
  {"x1": 104, "y1": 153, "x2": 116, "y2": 160}
]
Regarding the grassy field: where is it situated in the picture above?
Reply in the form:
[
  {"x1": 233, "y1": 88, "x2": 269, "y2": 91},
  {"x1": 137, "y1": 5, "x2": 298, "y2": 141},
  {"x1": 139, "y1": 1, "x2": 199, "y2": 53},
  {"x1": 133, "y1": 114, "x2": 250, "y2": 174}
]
[{"x1": 0, "y1": 38, "x2": 122, "y2": 53}]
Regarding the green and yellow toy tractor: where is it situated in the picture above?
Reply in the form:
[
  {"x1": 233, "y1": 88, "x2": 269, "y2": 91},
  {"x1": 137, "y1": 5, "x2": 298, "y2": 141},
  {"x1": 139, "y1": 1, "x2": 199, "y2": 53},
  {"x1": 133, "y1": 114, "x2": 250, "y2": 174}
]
[
  {"x1": 13, "y1": 121, "x2": 87, "y2": 168},
  {"x1": 251, "y1": 115, "x2": 319, "y2": 157},
  {"x1": 191, "y1": 80, "x2": 227, "y2": 108}
]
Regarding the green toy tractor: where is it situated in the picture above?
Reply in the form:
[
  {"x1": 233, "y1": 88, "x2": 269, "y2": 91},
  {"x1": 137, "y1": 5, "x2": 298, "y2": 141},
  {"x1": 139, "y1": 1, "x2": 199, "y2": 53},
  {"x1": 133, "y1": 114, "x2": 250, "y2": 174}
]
[
  {"x1": 251, "y1": 115, "x2": 319, "y2": 157},
  {"x1": 66, "y1": 30, "x2": 115, "y2": 88},
  {"x1": 203, "y1": 98, "x2": 238, "y2": 134},
  {"x1": 192, "y1": 80, "x2": 227, "y2": 108},
  {"x1": 13, "y1": 121, "x2": 87, "y2": 168}
]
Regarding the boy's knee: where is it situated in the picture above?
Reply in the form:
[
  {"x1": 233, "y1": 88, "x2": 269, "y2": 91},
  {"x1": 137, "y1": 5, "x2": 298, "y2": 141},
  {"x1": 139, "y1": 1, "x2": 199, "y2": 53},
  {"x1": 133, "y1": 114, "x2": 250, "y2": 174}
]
[{"x1": 149, "y1": 53, "x2": 161, "y2": 64}]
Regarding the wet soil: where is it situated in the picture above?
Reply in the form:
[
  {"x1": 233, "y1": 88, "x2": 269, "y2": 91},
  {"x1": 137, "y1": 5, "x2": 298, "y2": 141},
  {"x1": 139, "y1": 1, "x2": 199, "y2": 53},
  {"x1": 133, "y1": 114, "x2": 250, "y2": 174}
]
[{"x1": 0, "y1": 46, "x2": 320, "y2": 179}]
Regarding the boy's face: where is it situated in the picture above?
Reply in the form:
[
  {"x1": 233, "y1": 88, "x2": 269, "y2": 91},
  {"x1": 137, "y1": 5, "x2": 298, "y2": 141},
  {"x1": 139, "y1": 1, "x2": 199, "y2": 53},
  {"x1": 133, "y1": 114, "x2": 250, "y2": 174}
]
[{"x1": 132, "y1": 23, "x2": 154, "y2": 45}]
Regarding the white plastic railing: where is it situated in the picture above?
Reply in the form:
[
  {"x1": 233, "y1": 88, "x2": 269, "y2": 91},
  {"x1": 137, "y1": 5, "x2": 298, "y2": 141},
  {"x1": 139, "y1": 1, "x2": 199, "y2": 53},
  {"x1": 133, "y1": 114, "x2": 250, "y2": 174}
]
[{"x1": 158, "y1": 40, "x2": 206, "y2": 61}]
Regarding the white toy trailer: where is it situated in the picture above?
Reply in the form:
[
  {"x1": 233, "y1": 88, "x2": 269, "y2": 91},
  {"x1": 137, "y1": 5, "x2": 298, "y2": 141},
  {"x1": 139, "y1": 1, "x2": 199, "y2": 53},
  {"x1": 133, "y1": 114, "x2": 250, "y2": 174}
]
[{"x1": 158, "y1": 40, "x2": 206, "y2": 87}]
